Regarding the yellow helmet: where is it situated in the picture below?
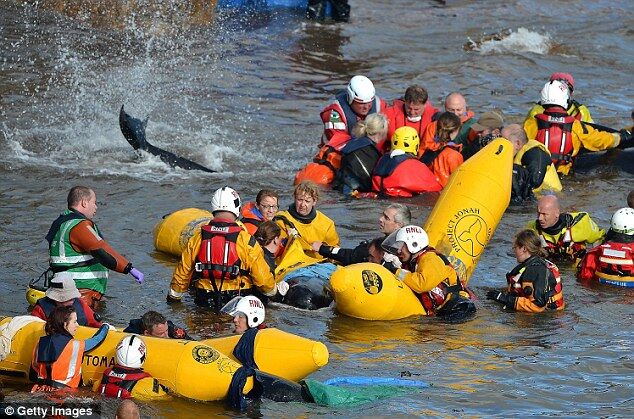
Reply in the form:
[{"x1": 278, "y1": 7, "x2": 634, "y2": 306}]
[{"x1": 390, "y1": 126, "x2": 420, "y2": 155}]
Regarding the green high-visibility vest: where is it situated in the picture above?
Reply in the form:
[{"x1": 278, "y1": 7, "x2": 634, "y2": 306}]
[{"x1": 49, "y1": 210, "x2": 109, "y2": 294}]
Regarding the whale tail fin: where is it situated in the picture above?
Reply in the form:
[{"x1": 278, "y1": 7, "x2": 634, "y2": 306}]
[
  {"x1": 118, "y1": 105, "x2": 216, "y2": 173},
  {"x1": 119, "y1": 105, "x2": 148, "y2": 150}
]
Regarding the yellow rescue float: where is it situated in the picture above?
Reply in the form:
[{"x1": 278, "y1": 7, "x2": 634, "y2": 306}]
[
  {"x1": 0, "y1": 316, "x2": 328, "y2": 402},
  {"x1": 330, "y1": 138, "x2": 513, "y2": 320},
  {"x1": 330, "y1": 263, "x2": 425, "y2": 320},
  {"x1": 154, "y1": 207, "x2": 212, "y2": 257}
]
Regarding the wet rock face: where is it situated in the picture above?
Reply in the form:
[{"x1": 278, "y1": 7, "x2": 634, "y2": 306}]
[{"x1": 16, "y1": 0, "x2": 218, "y2": 30}]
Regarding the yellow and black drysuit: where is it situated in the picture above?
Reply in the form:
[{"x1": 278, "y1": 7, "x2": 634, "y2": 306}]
[
  {"x1": 168, "y1": 216, "x2": 277, "y2": 309},
  {"x1": 487, "y1": 255, "x2": 564, "y2": 312}
]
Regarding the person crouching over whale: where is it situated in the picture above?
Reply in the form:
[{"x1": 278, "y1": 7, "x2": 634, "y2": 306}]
[
  {"x1": 487, "y1": 229, "x2": 565, "y2": 312},
  {"x1": 254, "y1": 221, "x2": 283, "y2": 274},
  {"x1": 418, "y1": 111, "x2": 464, "y2": 188},
  {"x1": 275, "y1": 181, "x2": 340, "y2": 260},
  {"x1": 167, "y1": 186, "x2": 288, "y2": 310},
  {"x1": 382, "y1": 225, "x2": 474, "y2": 319},
  {"x1": 95, "y1": 335, "x2": 168, "y2": 401},
  {"x1": 240, "y1": 189, "x2": 280, "y2": 236}
]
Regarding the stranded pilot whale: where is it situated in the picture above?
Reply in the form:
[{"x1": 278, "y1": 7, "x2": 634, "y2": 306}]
[{"x1": 119, "y1": 105, "x2": 215, "y2": 173}]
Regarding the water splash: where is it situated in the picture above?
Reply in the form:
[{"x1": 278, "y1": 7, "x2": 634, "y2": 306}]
[
  {"x1": 0, "y1": 1, "x2": 239, "y2": 181},
  {"x1": 467, "y1": 28, "x2": 552, "y2": 55}
]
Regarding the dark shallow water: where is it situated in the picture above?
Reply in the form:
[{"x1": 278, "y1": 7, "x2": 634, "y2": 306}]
[{"x1": 1, "y1": 0, "x2": 633, "y2": 416}]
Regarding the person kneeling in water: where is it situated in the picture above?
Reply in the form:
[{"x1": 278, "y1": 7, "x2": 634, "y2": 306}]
[
  {"x1": 371, "y1": 127, "x2": 442, "y2": 197},
  {"x1": 221, "y1": 296, "x2": 315, "y2": 409},
  {"x1": 487, "y1": 229, "x2": 565, "y2": 312},
  {"x1": 124, "y1": 310, "x2": 191, "y2": 340},
  {"x1": 167, "y1": 186, "x2": 286, "y2": 310},
  {"x1": 577, "y1": 208, "x2": 634, "y2": 287},
  {"x1": 222, "y1": 295, "x2": 267, "y2": 334},
  {"x1": 95, "y1": 335, "x2": 169, "y2": 400},
  {"x1": 382, "y1": 225, "x2": 474, "y2": 320}
]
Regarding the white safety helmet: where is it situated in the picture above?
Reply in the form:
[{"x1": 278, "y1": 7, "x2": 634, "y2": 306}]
[
  {"x1": 116, "y1": 335, "x2": 147, "y2": 369},
  {"x1": 220, "y1": 295, "x2": 265, "y2": 328},
  {"x1": 210, "y1": 186, "x2": 241, "y2": 217},
  {"x1": 611, "y1": 207, "x2": 634, "y2": 235},
  {"x1": 394, "y1": 225, "x2": 429, "y2": 254},
  {"x1": 540, "y1": 80, "x2": 570, "y2": 108},
  {"x1": 346, "y1": 75, "x2": 375, "y2": 104}
]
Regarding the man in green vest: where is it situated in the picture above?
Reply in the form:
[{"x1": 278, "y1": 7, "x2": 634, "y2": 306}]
[{"x1": 46, "y1": 186, "x2": 144, "y2": 309}]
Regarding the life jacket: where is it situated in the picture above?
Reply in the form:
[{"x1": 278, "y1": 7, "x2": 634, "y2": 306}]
[
  {"x1": 534, "y1": 107, "x2": 576, "y2": 168},
  {"x1": 591, "y1": 242, "x2": 634, "y2": 287},
  {"x1": 32, "y1": 334, "x2": 84, "y2": 389},
  {"x1": 372, "y1": 152, "x2": 442, "y2": 197},
  {"x1": 339, "y1": 136, "x2": 381, "y2": 192},
  {"x1": 420, "y1": 143, "x2": 463, "y2": 187},
  {"x1": 35, "y1": 297, "x2": 88, "y2": 326},
  {"x1": 410, "y1": 248, "x2": 467, "y2": 314},
  {"x1": 98, "y1": 366, "x2": 151, "y2": 399},
  {"x1": 296, "y1": 139, "x2": 346, "y2": 187},
  {"x1": 193, "y1": 221, "x2": 245, "y2": 293},
  {"x1": 372, "y1": 153, "x2": 410, "y2": 179},
  {"x1": 536, "y1": 213, "x2": 591, "y2": 260},
  {"x1": 513, "y1": 139, "x2": 562, "y2": 192},
  {"x1": 420, "y1": 111, "x2": 475, "y2": 156},
  {"x1": 240, "y1": 202, "x2": 264, "y2": 235},
  {"x1": 372, "y1": 152, "x2": 411, "y2": 195},
  {"x1": 506, "y1": 258, "x2": 564, "y2": 310},
  {"x1": 333, "y1": 91, "x2": 381, "y2": 138},
  {"x1": 313, "y1": 144, "x2": 343, "y2": 173},
  {"x1": 387, "y1": 99, "x2": 438, "y2": 139},
  {"x1": 47, "y1": 210, "x2": 108, "y2": 289}
]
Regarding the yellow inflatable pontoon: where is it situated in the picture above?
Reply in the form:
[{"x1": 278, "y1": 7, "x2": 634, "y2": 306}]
[
  {"x1": 330, "y1": 263, "x2": 425, "y2": 320},
  {"x1": 154, "y1": 208, "x2": 212, "y2": 257},
  {"x1": 423, "y1": 138, "x2": 512, "y2": 284},
  {"x1": 0, "y1": 316, "x2": 328, "y2": 402},
  {"x1": 330, "y1": 139, "x2": 513, "y2": 320}
]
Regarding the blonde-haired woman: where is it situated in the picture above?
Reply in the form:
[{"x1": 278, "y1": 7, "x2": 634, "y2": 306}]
[
  {"x1": 336, "y1": 113, "x2": 388, "y2": 195},
  {"x1": 275, "y1": 181, "x2": 340, "y2": 260}
]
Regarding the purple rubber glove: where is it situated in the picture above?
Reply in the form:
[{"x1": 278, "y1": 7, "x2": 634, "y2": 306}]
[{"x1": 130, "y1": 267, "x2": 144, "y2": 284}]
